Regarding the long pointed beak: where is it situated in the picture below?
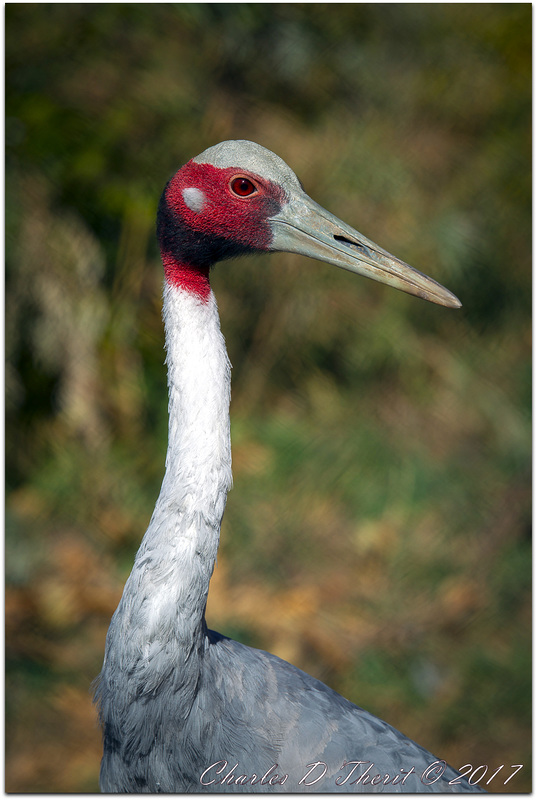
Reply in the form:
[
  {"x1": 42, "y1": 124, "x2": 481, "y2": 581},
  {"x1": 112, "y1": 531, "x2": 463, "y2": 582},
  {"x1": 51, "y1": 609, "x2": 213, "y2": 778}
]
[{"x1": 269, "y1": 191, "x2": 461, "y2": 309}]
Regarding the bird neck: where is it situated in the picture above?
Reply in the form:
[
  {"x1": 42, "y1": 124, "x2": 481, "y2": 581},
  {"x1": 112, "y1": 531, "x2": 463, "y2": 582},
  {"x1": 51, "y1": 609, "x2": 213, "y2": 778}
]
[
  {"x1": 118, "y1": 278, "x2": 232, "y2": 651},
  {"x1": 161, "y1": 278, "x2": 232, "y2": 509},
  {"x1": 161, "y1": 251, "x2": 212, "y2": 301}
]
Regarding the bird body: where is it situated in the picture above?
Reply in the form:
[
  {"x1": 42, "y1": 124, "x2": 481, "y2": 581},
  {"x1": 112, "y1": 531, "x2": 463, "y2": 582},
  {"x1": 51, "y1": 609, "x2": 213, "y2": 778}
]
[{"x1": 95, "y1": 141, "x2": 482, "y2": 792}]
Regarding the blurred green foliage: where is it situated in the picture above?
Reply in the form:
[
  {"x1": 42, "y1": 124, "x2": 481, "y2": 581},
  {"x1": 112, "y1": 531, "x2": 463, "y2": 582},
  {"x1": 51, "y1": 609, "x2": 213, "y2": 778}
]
[{"x1": 6, "y1": 4, "x2": 530, "y2": 792}]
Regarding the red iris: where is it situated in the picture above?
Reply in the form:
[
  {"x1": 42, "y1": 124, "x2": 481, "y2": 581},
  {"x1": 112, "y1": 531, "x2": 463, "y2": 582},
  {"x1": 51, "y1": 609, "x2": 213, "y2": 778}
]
[{"x1": 230, "y1": 177, "x2": 257, "y2": 197}]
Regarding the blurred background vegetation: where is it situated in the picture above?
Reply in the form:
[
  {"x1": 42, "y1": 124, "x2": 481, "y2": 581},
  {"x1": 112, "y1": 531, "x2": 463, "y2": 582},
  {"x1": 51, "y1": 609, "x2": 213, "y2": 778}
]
[{"x1": 6, "y1": 3, "x2": 531, "y2": 793}]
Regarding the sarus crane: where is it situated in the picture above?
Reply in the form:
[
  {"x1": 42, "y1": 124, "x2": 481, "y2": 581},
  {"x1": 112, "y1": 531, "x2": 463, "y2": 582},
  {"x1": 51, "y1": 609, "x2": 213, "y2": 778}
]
[{"x1": 95, "y1": 140, "x2": 483, "y2": 793}]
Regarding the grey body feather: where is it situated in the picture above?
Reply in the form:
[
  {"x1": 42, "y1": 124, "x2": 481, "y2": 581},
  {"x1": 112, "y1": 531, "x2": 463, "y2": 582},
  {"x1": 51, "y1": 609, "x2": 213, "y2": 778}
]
[{"x1": 96, "y1": 630, "x2": 482, "y2": 793}]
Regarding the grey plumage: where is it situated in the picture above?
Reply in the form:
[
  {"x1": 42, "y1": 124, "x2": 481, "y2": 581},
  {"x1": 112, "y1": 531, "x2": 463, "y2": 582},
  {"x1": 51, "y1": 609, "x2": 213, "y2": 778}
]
[{"x1": 97, "y1": 631, "x2": 482, "y2": 793}]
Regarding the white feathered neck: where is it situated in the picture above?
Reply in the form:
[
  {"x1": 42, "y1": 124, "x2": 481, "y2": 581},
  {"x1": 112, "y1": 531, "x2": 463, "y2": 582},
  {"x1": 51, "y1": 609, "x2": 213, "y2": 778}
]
[{"x1": 104, "y1": 282, "x2": 232, "y2": 658}]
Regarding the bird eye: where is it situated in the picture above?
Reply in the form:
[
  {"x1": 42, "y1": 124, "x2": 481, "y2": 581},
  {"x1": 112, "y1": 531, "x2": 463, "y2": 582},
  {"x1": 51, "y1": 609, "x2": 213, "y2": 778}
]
[{"x1": 230, "y1": 177, "x2": 257, "y2": 197}]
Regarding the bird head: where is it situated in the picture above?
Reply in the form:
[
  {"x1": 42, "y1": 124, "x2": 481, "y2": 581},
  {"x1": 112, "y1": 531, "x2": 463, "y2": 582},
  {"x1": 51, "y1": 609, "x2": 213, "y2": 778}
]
[{"x1": 157, "y1": 139, "x2": 460, "y2": 308}]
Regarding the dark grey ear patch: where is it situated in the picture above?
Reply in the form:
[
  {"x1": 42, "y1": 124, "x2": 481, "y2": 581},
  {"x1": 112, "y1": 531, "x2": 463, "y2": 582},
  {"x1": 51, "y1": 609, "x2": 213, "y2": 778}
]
[{"x1": 182, "y1": 187, "x2": 206, "y2": 213}]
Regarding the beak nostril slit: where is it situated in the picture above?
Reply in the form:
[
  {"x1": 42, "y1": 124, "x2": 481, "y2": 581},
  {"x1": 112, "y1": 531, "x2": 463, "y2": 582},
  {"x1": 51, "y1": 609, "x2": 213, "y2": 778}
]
[
  {"x1": 334, "y1": 234, "x2": 356, "y2": 244},
  {"x1": 334, "y1": 234, "x2": 370, "y2": 258}
]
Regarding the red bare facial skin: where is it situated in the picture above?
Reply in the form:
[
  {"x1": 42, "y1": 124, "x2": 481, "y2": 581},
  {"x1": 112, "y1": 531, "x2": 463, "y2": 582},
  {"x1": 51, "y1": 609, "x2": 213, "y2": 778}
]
[
  {"x1": 157, "y1": 161, "x2": 287, "y2": 301},
  {"x1": 166, "y1": 161, "x2": 286, "y2": 249}
]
